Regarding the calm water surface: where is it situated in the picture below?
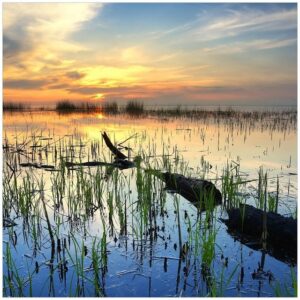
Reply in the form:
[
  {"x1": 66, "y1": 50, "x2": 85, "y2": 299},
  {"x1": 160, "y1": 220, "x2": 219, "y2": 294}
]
[{"x1": 3, "y1": 110, "x2": 297, "y2": 297}]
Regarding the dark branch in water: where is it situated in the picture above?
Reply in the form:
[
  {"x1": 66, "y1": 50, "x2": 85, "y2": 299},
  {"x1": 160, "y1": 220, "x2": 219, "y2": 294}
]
[
  {"x1": 101, "y1": 131, "x2": 222, "y2": 210},
  {"x1": 102, "y1": 132, "x2": 127, "y2": 160},
  {"x1": 20, "y1": 162, "x2": 55, "y2": 169},
  {"x1": 65, "y1": 160, "x2": 135, "y2": 170},
  {"x1": 3, "y1": 218, "x2": 18, "y2": 228},
  {"x1": 102, "y1": 132, "x2": 222, "y2": 210},
  {"x1": 222, "y1": 204, "x2": 297, "y2": 264},
  {"x1": 65, "y1": 132, "x2": 135, "y2": 170},
  {"x1": 150, "y1": 171, "x2": 222, "y2": 210}
]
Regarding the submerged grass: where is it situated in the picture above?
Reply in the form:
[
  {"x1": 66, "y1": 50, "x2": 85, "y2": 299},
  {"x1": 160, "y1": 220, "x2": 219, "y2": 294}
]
[{"x1": 2, "y1": 109, "x2": 297, "y2": 297}]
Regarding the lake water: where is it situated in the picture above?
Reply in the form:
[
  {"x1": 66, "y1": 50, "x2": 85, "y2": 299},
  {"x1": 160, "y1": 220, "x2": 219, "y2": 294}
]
[{"x1": 3, "y1": 109, "x2": 297, "y2": 297}]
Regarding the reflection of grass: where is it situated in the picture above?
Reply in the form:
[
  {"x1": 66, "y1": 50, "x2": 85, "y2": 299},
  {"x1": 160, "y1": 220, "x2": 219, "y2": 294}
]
[
  {"x1": 2, "y1": 114, "x2": 297, "y2": 297},
  {"x1": 4, "y1": 101, "x2": 297, "y2": 126},
  {"x1": 91, "y1": 238, "x2": 104, "y2": 296},
  {"x1": 4, "y1": 243, "x2": 26, "y2": 297},
  {"x1": 273, "y1": 267, "x2": 297, "y2": 297}
]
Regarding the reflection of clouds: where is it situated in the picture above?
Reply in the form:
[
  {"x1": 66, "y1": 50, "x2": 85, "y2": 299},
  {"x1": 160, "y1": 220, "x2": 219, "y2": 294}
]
[
  {"x1": 4, "y1": 112, "x2": 166, "y2": 142},
  {"x1": 4, "y1": 112, "x2": 296, "y2": 180}
]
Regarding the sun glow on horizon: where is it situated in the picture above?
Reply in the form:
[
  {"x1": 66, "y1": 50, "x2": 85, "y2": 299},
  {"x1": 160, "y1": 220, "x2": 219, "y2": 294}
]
[{"x1": 3, "y1": 3, "x2": 297, "y2": 106}]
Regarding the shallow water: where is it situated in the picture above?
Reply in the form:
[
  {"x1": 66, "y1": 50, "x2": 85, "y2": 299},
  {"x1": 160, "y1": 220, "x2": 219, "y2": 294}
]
[{"x1": 3, "y1": 110, "x2": 297, "y2": 297}]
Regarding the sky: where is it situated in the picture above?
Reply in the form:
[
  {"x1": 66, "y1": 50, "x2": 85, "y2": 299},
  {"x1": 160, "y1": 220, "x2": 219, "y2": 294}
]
[{"x1": 3, "y1": 3, "x2": 297, "y2": 106}]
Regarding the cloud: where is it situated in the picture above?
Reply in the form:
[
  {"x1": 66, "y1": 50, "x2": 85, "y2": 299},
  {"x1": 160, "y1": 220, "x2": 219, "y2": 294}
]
[
  {"x1": 193, "y1": 6, "x2": 297, "y2": 41},
  {"x1": 4, "y1": 79, "x2": 48, "y2": 90},
  {"x1": 3, "y1": 3, "x2": 102, "y2": 37},
  {"x1": 147, "y1": 19, "x2": 199, "y2": 40},
  {"x1": 3, "y1": 34, "x2": 29, "y2": 60},
  {"x1": 203, "y1": 38, "x2": 297, "y2": 54},
  {"x1": 3, "y1": 3, "x2": 297, "y2": 106},
  {"x1": 65, "y1": 71, "x2": 85, "y2": 80},
  {"x1": 48, "y1": 83, "x2": 72, "y2": 90},
  {"x1": 67, "y1": 85, "x2": 140, "y2": 95},
  {"x1": 3, "y1": 3, "x2": 103, "y2": 69},
  {"x1": 67, "y1": 83, "x2": 244, "y2": 98}
]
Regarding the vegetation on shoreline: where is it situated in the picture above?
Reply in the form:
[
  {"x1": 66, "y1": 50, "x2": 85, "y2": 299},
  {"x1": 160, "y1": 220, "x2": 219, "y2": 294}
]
[
  {"x1": 4, "y1": 100, "x2": 297, "y2": 123},
  {"x1": 2, "y1": 107, "x2": 297, "y2": 297},
  {"x1": 3, "y1": 102, "x2": 26, "y2": 111},
  {"x1": 125, "y1": 101, "x2": 144, "y2": 115}
]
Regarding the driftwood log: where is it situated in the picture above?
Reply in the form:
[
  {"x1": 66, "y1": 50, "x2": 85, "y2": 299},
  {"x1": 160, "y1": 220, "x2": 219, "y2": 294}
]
[
  {"x1": 85, "y1": 132, "x2": 296, "y2": 263},
  {"x1": 102, "y1": 132, "x2": 127, "y2": 160},
  {"x1": 223, "y1": 204, "x2": 297, "y2": 263},
  {"x1": 65, "y1": 160, "x2": 135, "y2": 170},
  {"x1": 101, "y1": 132, "x2": 222, "y2": 210},
  {"x1": 65, "y1": 132, "x2": 134, "y2": 170},
  {"x1": 20, "y1": 162, "x2": 55, "y2": 169},
  {"x1": 159, "y1": 172, "x2": 222, "y2": 210},
  {"x1": 3, "y1": 218, "x2": 17, "y2": 228}
]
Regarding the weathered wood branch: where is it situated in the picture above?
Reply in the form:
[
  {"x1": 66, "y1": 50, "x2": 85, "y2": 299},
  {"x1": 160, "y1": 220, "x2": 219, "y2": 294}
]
[
  {"x1": 19, "y1": 163, "x2": 55, "y2": 169},
  {"x1": 151, "y1": 171, "x2": 222, "y2": 210},
  {"x1": 65, "y1": 160, "x2": 135, "y2": 170},
  {"x1": 223, "y1": 204, "x2": 297, "y2": 263},
  {"x1": 102, "y1": 132, "x2": 127, "y2": 160},
  {"x1": 100, "y1": 131, "x2": 223, "y2": 209},
  {"x1": 3, "y1": 218, "x2": 17, "y2": 228},
  {"x1": 65, "y1": 161, "x2": 113, "y2": 168}
]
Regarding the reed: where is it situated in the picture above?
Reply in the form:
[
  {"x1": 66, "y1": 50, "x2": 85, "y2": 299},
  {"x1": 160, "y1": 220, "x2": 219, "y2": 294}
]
[
  {"x1": 102, "y1": 102, "x2": 119, "y2": 114},
  {"x1": 2, "y1": 108, "x2": 297, "y2": 297},
  {"x1": 124, "y1": 101, "x2": 144, "y2": 115},
  {"x1": 56, "y1": 100, "x2": 77, "y2": 111},
  {"x1": 3, "y1": 102, "x2": 26, "y2": 111}
]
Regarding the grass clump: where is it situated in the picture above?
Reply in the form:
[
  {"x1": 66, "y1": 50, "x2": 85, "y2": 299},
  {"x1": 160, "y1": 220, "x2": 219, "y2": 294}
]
[
  {"x1": 3, "y1": 102, "x2": 26, "y2": 111},
  {"x1": 78, "y1": 102, "x2": 98, "y2": 111},
  {"x1": 102, "y1": 102, "x2": 119, "y2": 114},
  {"x1": 56, "y1": 101, "x2": 100, "y2": 113},
  {"x1": 56, "y1": 100, "x2": 77, "y2": 112},
  {"x1": 125, "y1": 101, "x2": 144, "y2": 115}
]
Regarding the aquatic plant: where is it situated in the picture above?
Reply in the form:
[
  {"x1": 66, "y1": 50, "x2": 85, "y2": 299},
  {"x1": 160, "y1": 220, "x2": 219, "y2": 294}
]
[
  {"x1": 124, "y1": 101, "x2": 144, "y2": 115},
  {"x1": 56, "y1": 100, "x2": 77, "y2": 111}
]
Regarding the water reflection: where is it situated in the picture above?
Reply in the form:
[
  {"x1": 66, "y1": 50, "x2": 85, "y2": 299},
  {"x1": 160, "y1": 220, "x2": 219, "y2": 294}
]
[{"x1": 3, "y1": 110, "x2": 297, "y2": 297}]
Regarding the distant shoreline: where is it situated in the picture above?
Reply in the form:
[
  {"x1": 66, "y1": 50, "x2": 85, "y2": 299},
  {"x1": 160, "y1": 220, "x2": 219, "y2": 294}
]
[{"x1": 3, "y1": 100, "x2": 297, "y2": 113}]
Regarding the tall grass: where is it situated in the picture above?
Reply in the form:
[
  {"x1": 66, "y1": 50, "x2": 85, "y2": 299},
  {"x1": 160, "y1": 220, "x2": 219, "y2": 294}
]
[
  {"x1": 3, "y1": 102, "x2": 26, "y2": 111},
  {"x1": 125, "y1": 101, "x2": 144, "y2": 115},
  {"x1": 102, "y1": 102, "x2": 119, "y2": 114},
  {"x1": 2, "y1": 111, "x2": 297, "y2": 297},
  {"x1": 56, "y1": 101, "x2": 77, "y2": 111}
]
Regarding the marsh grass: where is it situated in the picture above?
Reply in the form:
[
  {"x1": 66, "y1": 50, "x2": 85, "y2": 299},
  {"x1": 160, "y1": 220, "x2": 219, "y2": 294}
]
[
  {"x1": 124, "y1": 101, "x2": 144, "y2": 115},
  {"x1": 2, "y1": 109, "x2": 297, "y2": 297},
  {"x1": 221, "y1": 162, "x2": 244, "y2": 209},
  {"x1": 3, "y1": 102, "x2": 26, "y2": 111},
  {"x1": 56, "y1": 101, "x2": 77, "y2": 112},
  {"x1": 102, "y1": 102, "x2": 119, "y2": 114},
  {"x1": 3, "y1": 243, "x2": 30, "y2": 297},
  {"x1": 273, "y1": 267, "x2": 297, "y2": 297},
  {"x1": 91, "y1": 238, "x2": 105, "y2": 296}
]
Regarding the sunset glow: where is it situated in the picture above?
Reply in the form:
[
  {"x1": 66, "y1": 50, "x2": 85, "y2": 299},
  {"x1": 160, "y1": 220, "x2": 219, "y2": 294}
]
[{"x1": 3, "y1": 3, "x2": 297, "y2": 106}]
